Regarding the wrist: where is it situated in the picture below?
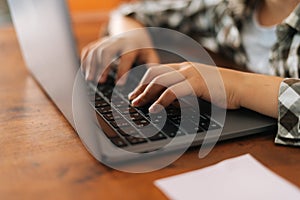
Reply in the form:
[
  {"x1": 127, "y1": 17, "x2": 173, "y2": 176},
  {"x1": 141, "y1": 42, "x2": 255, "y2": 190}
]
[
  {"x1": 236, "y1": 71, "x2": 251, "y2": 109},
  {"x1": 236, "y1": 72, "x2": 283, "y2": 118},
  {"x1": 219, "y1": 68, "x2": 245, "y2": 109}
]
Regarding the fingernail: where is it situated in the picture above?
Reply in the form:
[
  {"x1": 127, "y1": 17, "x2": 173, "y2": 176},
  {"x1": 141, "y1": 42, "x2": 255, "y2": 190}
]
[
  {"x1": 128, "y1": 91, "x2": 136, "y2": 100},
  {"x1": 131, "y1": 98, "x2": 140, "y2": 107},
  {"x1": 149, "y1": 104, "x2": 163, "y2": 113}
]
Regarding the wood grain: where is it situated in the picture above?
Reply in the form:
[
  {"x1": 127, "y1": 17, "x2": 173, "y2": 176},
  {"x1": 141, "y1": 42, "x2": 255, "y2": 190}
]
[{"x1": 0, "y1": 15, "x2": 299, "y2": 200}]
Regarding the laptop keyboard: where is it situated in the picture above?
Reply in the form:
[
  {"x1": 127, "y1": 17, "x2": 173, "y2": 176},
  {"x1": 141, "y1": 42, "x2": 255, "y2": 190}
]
[{"x1": 87, "y1": 71, "x2": 221, "y2": 149}]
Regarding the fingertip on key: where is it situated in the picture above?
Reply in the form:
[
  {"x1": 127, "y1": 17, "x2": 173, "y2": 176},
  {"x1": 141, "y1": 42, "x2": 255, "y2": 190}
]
[
  {"x1": 128, "y1": 91, "x2": 136, "y2": 100},
  {"x1": 131, "y1": 98, "x2": 140, "y2": 107},
  {"x1": 149, "y1": 103, "x2": 163, "y2": 113}
]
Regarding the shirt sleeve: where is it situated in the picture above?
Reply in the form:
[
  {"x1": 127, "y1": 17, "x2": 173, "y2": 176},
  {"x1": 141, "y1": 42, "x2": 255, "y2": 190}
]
[{"x1": 275, "y1": 78, "x2": 300, "y2": 146}]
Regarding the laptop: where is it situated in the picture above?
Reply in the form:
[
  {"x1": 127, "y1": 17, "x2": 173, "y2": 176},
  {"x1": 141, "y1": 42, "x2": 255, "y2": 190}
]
[{"x1": 8, "y1": 0, "x2": 276, "y2": 169}]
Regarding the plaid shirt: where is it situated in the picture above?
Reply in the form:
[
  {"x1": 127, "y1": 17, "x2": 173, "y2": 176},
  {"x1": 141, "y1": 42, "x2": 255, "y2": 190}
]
[{"x1": 116, "y1": 0, "x2": 300, "y2": 146}]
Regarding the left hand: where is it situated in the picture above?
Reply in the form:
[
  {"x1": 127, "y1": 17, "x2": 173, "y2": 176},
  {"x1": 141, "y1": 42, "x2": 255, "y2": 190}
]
[{"x1": 128, "y1": 62, "x2": 243, "y2": 113}]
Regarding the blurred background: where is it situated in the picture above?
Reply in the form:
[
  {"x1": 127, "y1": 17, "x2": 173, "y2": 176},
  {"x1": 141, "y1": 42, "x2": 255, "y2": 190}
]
[
  {"x1": 0, "y1": 0, "x2": 11, "y2": 26},
  {"x1": 0, "y1": 0, "x2": 132, "y2": 27},
  {"x1": 68, "y1": 0, "x2": 131, "y2": 12}
]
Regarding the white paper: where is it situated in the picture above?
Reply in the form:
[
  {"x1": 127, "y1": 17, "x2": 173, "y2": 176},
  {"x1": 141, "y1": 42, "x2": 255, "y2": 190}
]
[{"x1": 155, "y1": 154, "x2": 300, "y2": 200}]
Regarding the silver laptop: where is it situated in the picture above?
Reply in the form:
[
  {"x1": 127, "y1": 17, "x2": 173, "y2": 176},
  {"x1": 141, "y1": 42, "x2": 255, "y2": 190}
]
[{"x1": 8, "y1": 0, "x2": 276, "y2": 169}]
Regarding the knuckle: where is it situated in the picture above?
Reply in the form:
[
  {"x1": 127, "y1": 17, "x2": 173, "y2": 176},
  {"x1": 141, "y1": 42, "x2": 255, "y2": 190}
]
[
  {"x1": 142, "y1": 68, "x2": 156, "y2": 82},
  {"x1": 180, "y1": 61, "x2": 191, "y2": 67},
  {"x1": 180, "y1": 61, "x2": 194, "y2": 69},
  {"x1": 152, "y1": 76, "x2": 162, "y2": 85},
  {"x1": 146, "y1": 67, "x2": 156, "y2": 75}
]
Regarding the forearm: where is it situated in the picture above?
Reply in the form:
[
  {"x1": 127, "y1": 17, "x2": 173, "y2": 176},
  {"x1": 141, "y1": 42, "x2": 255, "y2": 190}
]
[
  {"x1": 107, "y1": 14, "x2": 145, "y2": 36},
  {"x1": 237, "y1": 72, "x2": 283, "y2": 118}
]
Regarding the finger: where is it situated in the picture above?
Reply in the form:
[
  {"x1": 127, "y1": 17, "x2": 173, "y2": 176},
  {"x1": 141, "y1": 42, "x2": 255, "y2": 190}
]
[
  {"x1": 81, "y1": 40, "x2": 99, "y2": 62},
  {"x1": 82, "y1": 40, "x2": 108, "y2": 80},
  {"x1": 81, "y1": 37, "x2": 120, "y2": 82},
  {"x1": 115, "y1": 51, "x2": 138, "y2": 85},
  {"x1": 94, "y1": 48, "x2": 114, "y2": 83},
  {"x1": 80, "y1": 42, "x2": 99, "y2": 74},
  {"x1": 128, "y1": 84, "x2": 147, "y2": 101},
  {"x1": 98, "y1": 63, "x2": 111, "y2": 83},
  {"x1": 86, "y1": 47, "x2": 103, "y2": 81},
  {"x1": 131, "y1": 82, "x2": 164, "y2": 107},
  {"x1": 149, "y1": 80, "x2": 193, "y2": 113},
  {"x1": 93, "y1": 44, "x2": 119, "y2": 83},
  {"x1": 128, "y1": 64, "x2": 179, "y2": 100},
  {"x1": 131, "y1": 70, "x2": 186, "y2": 106},
  {"x1": 128, "y1": 66, "x2": 170, "y2": 100},
  {"x1": 128, "y1": 65, "x2": 176, "y2": 100}
]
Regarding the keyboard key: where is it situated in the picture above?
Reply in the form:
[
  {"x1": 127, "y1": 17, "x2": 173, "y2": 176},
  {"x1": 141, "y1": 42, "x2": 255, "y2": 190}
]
[
  {"x1": 103, "y1": 113, "x2": 114, "y2": 121},
  {"x1": 199, "y1": 115, "x2": 211, "y2": 130},
  {"x1": 97, "y1": 106, "x2": 112, "y2": 114},
  {"x1": 110, "y1": 137, "x2": 127, "y2": 147},
  {"x1": 128, "y1": 112, "x2": 144, "y2": 121},
  {"x1": 149, "y1": 113, "x2": 165, "y2": 124},
  {"x1": 103, "y1": 113, "x2": 122, "y2": 121},
  {"x1": 117, "y1": 127, "x2": 138, "y2": 136},
  {"x1": 95, "y1": 100, "x2": 109, "y2": 108},
  {"x1": 125, "y1": 135, "x2": 147, "y2": 145},
  {"x1": 169, "y1": 115, "x2": 181, "y2": 125},
  {"x1": 118, "y1": 106, "x2": 137, "y2": 114},
  {"x1": 162, "y1": 121, "x2": 185, "y2": 137},
  {"x1": 184, "y1": 125, "x2": 201, "y2": 134},
  {"x1": 200, "y1": 120, "x2": 221, "y2": 131},
  {"x1": 90, "y1": 94, "x2": 103, "y2": 102},
  {"x1": 113, "y1": 99, "x2": 128, "y2": 108},
  {"x1": 184, "y1": 108, "x2": 199, "y2": 123},
  {"x1": 133, "y1": 119, "x2": 150, "y2": 128},
  {"x1": 210, "y1": 121, "x2": 221, "y2": 129},
  {"x1": 166, "y1": 129, "x2": 185, "y2": 138},
  {"x1": 103, "y1": 89, "x2": 113, "y2": 99},
  {"x1": 166, "y1": 106, "x2": 181, "y2": 117},
  {"x1": 110, "y1": 119, "x2": 131, "y2": 128},
  {"x1": 148, "y1": 132, "x2": 167, "y2": 141}
]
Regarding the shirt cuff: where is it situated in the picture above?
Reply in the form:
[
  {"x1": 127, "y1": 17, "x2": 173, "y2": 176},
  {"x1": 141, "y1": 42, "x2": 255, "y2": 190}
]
[{"x1": 275, "y1": 78, "x2": 300, "y2": 146}]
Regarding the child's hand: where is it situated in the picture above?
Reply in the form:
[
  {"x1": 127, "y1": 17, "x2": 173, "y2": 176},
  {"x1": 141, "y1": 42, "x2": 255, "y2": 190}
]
[
  {"x1": 128, "y1": 62, "x2": 243, "y2": 113},
  {"x1": 81, "y1": 32, "x2": 159, "y2": 85}
]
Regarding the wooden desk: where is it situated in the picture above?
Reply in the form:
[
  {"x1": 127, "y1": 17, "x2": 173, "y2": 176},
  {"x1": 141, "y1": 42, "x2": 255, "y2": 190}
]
[{"x1": 0, "y1": 16, "x2": 299, "y2": 200}]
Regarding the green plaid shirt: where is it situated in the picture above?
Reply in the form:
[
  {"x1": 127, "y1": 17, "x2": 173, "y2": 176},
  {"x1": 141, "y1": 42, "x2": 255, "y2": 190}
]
[{"x1": 117, "y1": 0, "x2": 300, "y2": 146}]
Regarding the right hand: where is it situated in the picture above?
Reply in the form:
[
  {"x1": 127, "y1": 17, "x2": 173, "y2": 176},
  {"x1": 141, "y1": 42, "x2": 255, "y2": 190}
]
[
  {"x1": 81, "y1": 30, "x2": 160, "y2": 85},
  {"x1": 128, "y1": 62, "x2": 241, "y2": 113}
]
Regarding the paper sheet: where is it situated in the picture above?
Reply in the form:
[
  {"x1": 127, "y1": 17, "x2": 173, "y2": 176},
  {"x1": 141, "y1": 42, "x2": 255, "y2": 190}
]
[{"x1": 155, "y1": 154, "x2": 300, "y2": 200}]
